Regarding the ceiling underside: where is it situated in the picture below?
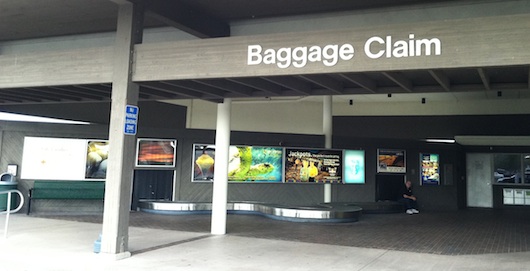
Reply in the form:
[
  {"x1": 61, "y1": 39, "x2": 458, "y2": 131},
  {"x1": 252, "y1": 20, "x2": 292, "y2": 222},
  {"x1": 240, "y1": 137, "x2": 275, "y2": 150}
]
[
  {"x1": 0, "y1": 0, "x2": 458, "y2": 41},
  {"x1": 0, "y1": 65, "x2": 528, "y2": 105},
  {"x1": 1, "y1": 0, "x2": 528, "y2": 105}
]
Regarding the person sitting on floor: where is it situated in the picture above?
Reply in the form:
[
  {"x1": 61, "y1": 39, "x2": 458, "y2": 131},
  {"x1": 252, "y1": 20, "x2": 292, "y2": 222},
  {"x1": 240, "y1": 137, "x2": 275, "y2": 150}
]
[{"x1": 398, "y1": 180, "x2": 419, "y2": 215}]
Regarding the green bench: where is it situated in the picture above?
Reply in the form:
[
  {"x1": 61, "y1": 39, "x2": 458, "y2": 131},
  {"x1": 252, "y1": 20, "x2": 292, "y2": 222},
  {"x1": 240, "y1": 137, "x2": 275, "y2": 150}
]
[{"x1": 27, "y1": 180, "x2": 105, "y2": 215}]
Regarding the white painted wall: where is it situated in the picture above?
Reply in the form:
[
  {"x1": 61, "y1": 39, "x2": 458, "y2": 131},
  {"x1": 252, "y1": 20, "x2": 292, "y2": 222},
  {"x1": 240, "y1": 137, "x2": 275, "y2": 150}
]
[
  {"x1": 230, "y1": 100, "x2": 323, "y2": 134},
  {"x1": 333, "y1": 97, "x2": 530, "y2": 116},
  {"x1": 167, "y1": 98, "x2": 325, "y2": 134},
  {"x1": 166, "y1": 94, "x2": 530, "y2": 135}
]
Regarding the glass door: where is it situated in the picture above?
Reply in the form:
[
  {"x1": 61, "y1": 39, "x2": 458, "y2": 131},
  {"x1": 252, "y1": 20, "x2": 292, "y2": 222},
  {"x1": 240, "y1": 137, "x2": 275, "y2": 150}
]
[{"x1": 466, "y1": 153, "x2": 493, "y2": 208}]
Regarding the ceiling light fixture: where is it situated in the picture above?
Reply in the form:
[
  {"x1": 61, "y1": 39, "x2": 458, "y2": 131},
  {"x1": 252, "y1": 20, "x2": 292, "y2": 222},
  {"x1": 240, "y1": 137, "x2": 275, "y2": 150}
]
[
  {"x1": 0, "y1": 112, "x2": 89, "y2": 125},
  {"x1": 426, "y1": 138, "x2": 456, "y2": 144}
]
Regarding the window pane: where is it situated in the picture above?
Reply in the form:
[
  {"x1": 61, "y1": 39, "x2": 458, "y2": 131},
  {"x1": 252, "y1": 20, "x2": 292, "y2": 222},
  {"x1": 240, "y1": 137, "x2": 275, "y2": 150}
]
[
  {"x1": 493, "y1": 154, "x2": 522, "y2": 183},
  {"x1": 523, "y1": 153, "x2": 530, "y2": 183}
]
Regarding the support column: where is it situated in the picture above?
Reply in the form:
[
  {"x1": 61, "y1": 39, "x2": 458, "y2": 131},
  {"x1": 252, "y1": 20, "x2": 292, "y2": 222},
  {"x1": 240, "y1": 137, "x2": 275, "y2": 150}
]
[
  {"x1": 100, "y1": 2, "x2": 143, "y2": 259},
  {"x1": 211, "y1": 98, "x2": 232, "y2": 235},
  {"x1": 323, "y1": 96, "x2": 332, "y2": 203},
  {"x1": 185, "y1": 100, "x2": 193, "y2": 128}
]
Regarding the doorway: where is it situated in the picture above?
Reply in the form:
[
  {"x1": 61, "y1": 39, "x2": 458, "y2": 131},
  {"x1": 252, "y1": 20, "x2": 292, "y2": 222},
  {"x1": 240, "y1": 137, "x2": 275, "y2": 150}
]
[
  {"x1": 466, "y1": 153, "x2": 493, "y2": 208},
  {"x1": 131, "y1": 169, "x2": 174, "y2": 210}
]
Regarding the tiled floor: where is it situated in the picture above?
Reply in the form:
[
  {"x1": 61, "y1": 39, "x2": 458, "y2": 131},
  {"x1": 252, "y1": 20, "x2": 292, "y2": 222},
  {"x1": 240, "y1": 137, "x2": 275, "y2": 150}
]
[{"x1": 37, "y1": 208, "x2": 530, "y2": 256}]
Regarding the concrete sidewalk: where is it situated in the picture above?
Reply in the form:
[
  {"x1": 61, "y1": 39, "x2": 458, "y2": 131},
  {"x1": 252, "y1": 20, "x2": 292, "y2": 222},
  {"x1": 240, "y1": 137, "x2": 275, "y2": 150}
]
[{"x1": 1, "y1": 214, "x2": 530, "y2": 271}]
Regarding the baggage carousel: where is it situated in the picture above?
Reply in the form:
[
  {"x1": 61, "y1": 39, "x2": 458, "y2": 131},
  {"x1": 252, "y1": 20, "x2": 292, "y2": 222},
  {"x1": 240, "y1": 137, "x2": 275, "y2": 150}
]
[{"x1": 138, "y1": 201, "x2": 363, "y2": 223}]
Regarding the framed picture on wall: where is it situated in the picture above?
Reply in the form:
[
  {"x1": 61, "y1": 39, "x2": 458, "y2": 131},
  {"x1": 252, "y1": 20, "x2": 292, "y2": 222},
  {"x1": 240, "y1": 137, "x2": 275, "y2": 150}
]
[
  {"x1": 21, "y1": 136, "x2": 87, "y2": 180},
  {"x1": 343, "y1": 150, "x2": 365, "y2": 184},
  {"x1": 420, "y1": 153, "x2": 440, "y2": 185},
  {"x1": 192, "y1": 144, "x2": 284, "y2": 183},
  {"x1": 85, "y1": 140, "x2": 109, "y2": 179},
  {"x1": 228, "y1": 145, "x2": 284, "y2": 182},
  {"x1": 136, "y1": 139, "x2": 177, "y2": 167},
  {"x1": 192, "y1": 144, "x2": 215, "y2": 182},
  {"x1": 284, "y1": 148, "x2": 343, "y2": 183},
  {"x1": 377, "y1": 149, "x2": 406, "y2": 173}
]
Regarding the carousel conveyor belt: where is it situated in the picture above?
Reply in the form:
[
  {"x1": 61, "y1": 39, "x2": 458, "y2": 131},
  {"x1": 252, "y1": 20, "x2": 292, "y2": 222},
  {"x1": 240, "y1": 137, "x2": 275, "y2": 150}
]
[{"x1": 138, "y1": 201, "x2": 363, "y2": 223}]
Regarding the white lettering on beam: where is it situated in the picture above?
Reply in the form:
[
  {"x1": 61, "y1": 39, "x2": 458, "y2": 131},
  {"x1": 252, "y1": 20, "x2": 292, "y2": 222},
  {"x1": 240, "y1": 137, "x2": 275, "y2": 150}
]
[
  {"x1": 364, "y1": 34, "x2": 441, "y2": 59},
  {"x1": 248, "y1": 44, "x2": 355, "y2": 69},
  {"x1": 248, "y1": 34, "x2": 442, "y2": 68}
]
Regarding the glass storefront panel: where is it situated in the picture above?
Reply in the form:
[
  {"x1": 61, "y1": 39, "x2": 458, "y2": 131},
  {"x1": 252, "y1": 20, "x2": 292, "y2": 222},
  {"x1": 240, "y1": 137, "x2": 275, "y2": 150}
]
[
  {"x1": 523, "y1": 153, "x2": 530, "y2": 183},
  {"x1": 493, "y1": 154, "x2": 522, "y2": 183}
]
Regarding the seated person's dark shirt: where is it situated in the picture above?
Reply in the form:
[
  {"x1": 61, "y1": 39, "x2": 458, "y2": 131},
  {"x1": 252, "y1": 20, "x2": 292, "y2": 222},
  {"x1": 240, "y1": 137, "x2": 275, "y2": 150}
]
[{"x1": 398, "y1": 184, "x2": 413, "y2": 200}]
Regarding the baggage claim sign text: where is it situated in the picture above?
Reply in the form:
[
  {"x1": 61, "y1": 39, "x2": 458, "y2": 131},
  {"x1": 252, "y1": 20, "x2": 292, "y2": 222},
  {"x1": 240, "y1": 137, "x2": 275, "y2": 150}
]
[{"x1": 247, "y1": 34, "x2": 441, "y2": 68}]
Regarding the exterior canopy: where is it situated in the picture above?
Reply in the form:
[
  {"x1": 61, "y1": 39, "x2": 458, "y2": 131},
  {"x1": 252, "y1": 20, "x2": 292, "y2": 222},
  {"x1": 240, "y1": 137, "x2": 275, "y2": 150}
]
[{"x1": 0, "y1": 13, "x2": 529, "y2": 104}]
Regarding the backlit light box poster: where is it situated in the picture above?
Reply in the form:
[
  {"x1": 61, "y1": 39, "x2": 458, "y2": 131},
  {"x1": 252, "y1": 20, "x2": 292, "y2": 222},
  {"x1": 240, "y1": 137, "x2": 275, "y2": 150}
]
[
  {"x1": 421, "y1": 153, "x2": 440, "y2": 185},
  {"x1": 86, "y1": 140, "x2": 109, "y2": 179},
  {"x1": 193, "y1": 144, "x2": 215, "y2": 182},
  {"x1": 284, "y1": 148, "x2": 342, "y2": 183},
  {"x1": 21, "y1": 137, "x2": 87, "y2": 180},
  {"x1": 228, "y1": 146, "x2": 283, "y2": 182},
  {"x1": 193, "y1": 144, "x2": 283, "y2": 182},
  {"x1": 136, "y1": 139, "x2": 176, "y2": 167},
  {"x1": 343, "y1": 150, "x2": 365, "y2": 184},
  {"x1": 377, "y1": 149, "x2": 406, "y2": 173}
]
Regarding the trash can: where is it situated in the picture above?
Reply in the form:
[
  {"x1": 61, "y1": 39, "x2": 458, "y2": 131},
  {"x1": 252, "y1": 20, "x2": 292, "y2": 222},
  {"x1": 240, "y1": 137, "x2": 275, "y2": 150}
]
[{"x1": 0, "y1": 173, "x2": 18, "y2": 211}]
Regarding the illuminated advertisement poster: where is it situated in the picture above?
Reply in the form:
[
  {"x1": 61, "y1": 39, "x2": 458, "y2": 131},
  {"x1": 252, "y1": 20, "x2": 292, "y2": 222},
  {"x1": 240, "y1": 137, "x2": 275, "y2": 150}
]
[
  {"x1": 86, "y1": 140, "x2": 109, "y2": 179},
  {"x1": 21, "y1": 137, "x2": 87, "y2": 180},
  {"x1": 377, "y1": 149, "x2": 406, "y2": 173},
  {"x1": 228, "y1": 146, "x2": 283, "y2": 182},
  {"x1": 284, "y1": 148, "x2": 342, "y2": 183},
  {"x1": 193, "y1": 144, "x2": 215, "y2": 181},
  {"x1": 421, "y1": 153, "x2": 440, "y2": 185},
  {"x1": 343, "y1": 150, "x2": 365, "y2": 184},
  {"x1": 193, "y1": 144, "x2": 283, "y2": 183},
  {"x1": 136, "y1": 139, "x2": 177, "y2": 167}
]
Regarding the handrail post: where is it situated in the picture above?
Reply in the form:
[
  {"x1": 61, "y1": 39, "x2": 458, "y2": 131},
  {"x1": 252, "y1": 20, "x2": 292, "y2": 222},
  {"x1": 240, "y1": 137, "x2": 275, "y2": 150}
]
[
  {"x1": 4, "y1": 192, "x2": 11, "y2": 238},
  {"x1": 1, "y1": 190, "x2": 25, "y2": 239}
]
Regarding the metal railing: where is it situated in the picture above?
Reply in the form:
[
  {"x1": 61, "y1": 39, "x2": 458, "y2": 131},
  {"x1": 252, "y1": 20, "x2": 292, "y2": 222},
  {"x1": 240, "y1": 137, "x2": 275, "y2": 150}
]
[{"x1": 1, "y1": 189, "x2": 24, "y2": 238}]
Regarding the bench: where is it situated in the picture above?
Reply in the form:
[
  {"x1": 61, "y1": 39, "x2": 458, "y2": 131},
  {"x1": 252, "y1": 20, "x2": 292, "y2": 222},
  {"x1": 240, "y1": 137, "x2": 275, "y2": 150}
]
[{"x1": 27, "y1": 180, "x2": 105, "y2": 215}]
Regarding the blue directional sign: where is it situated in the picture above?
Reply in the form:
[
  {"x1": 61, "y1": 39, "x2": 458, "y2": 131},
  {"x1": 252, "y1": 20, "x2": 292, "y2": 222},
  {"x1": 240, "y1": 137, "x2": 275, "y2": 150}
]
[{"x1": 124, "y1": 105, "x2": 138, "y2": 135}]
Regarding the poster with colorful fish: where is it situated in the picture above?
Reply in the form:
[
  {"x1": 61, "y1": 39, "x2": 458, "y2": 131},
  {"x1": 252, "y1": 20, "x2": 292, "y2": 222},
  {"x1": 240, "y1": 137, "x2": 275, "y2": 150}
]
[
  {"x1": 193, "y1": 144, "x2": 283, "y2": 182},
  {"x1": 228, "y1": 146, "x2": 283, "y2": 182}
]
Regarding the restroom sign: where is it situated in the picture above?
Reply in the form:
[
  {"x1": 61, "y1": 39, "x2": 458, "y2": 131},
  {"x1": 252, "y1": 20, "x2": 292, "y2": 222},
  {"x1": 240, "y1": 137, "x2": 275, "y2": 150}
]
[{"x1": 124, "y1": 105, "x2": 138, "y2": 135}]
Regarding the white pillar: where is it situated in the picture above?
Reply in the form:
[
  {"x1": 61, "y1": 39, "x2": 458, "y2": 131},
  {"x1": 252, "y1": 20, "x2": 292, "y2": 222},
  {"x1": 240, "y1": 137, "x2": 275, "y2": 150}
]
[
  {"x1": 100, "y1": 2, "x2": 143, "y2": 260},
  {"x1": 323, "y1": 96, "x2": 332, "y2": 203},
  {"x1": 211, "y1": 98, "x2": 231, "y2": 235},
  {"x1": 185, "y1": 100, "x2": 193, "y2": 129}
]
